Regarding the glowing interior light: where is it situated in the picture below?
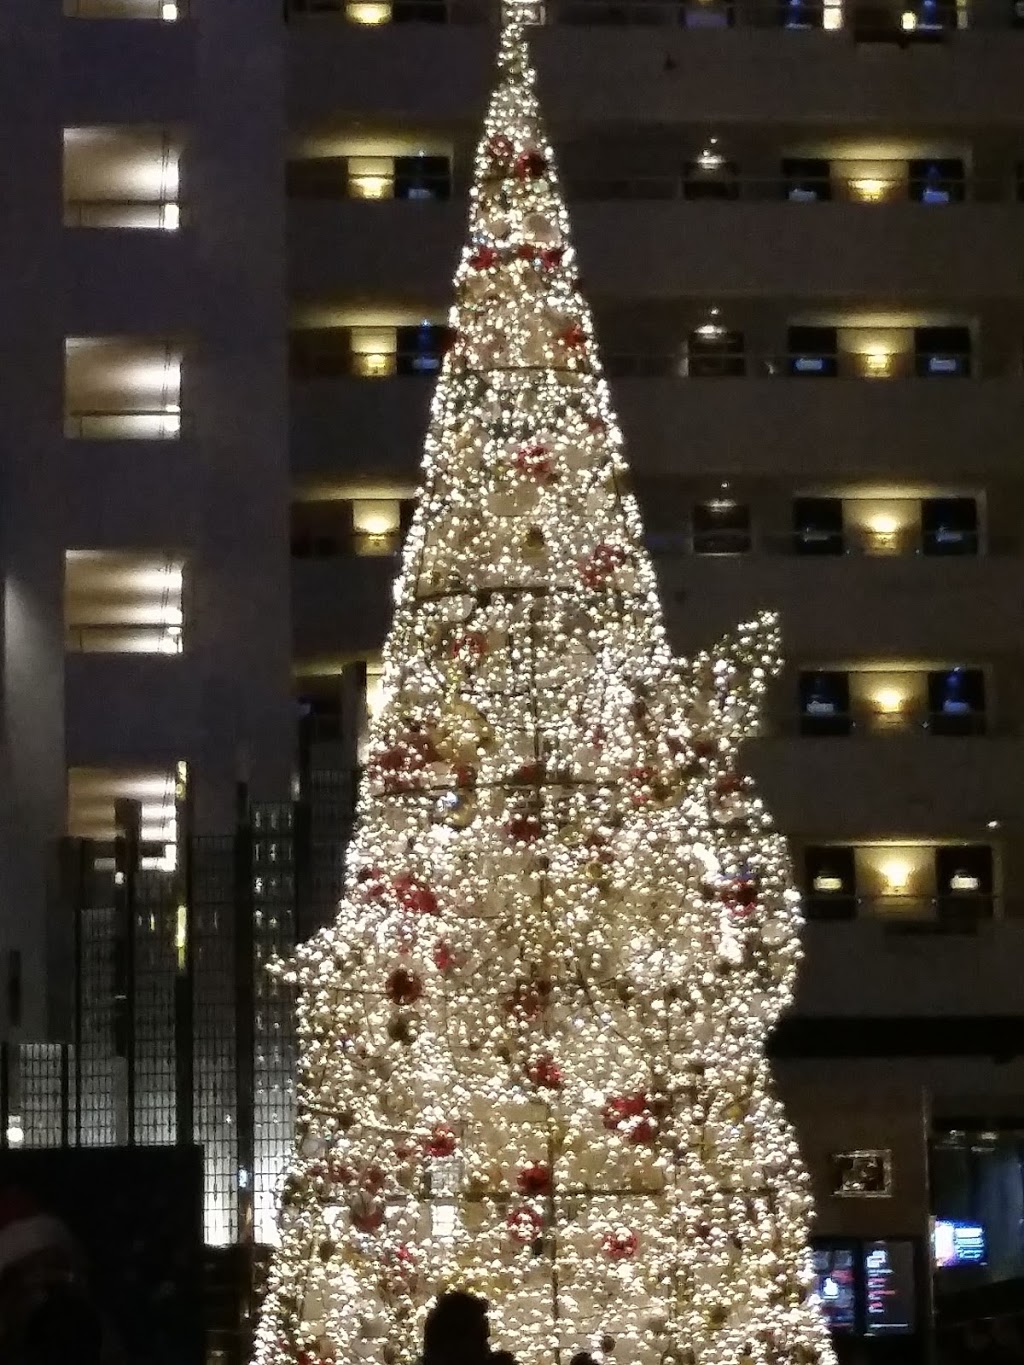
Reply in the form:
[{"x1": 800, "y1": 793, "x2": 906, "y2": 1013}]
[
  {"x1": 901, "y1": 8, "x2": 917, "y2": 27},
  {"x1": 874, "y1": 688, "x2": 906, "y2": 714},
  {"x1": 867, "y1": 513, "x2": 900, "y2": 537},
  {"x1": 881, "y1": 859, "x2": 913, "y2": 892},
  {"x1": 850, "y1": 177, "x2": 890, "y2": 202},
  {"x1": 161, "y1": 1, "x2": 178, "y2": 19},
  {"x1": 346, "y1": 1, "x2": 392, "y2": 20},
  {"x1": 160, "y1": 202, "x2": 180, "y2": 231},
  {"x1": 863, "y1": 350, "x2": 892, "y2": 376}
]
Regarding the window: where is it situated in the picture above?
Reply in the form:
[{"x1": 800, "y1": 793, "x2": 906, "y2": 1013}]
[
  {"x1": 799, "y1": 672, "x2": 852, "y2": 736},
  {"x1": 64, "y1": 551, "x2": 184, "y2": 654},
  {"x1": 782, "y1": 157, "x2": 831, "y2": 202},
  {"x1": 396, "y1": 323, "x2": 448, "y2": 376},
  {"x1": 64, "y1": 337, "x2": 182, "y2": 439},
  {"x1": 903, "y1": 0, "x2": 958, "y2": 31},
  {"x1": 692, "y1": 499, "x2": 751, "y2": 554},
  {"x1": 683, "y1": 152, "x2": 738, "y2": 201},
  {"x1": 392, "y1": 0, "x2": 447, "y2": 19},
  {"x1": 921, "y1": 497, "x2": 978, "y2": 556},
  {"x1": 64, "y1": 128, "x2": 181, "y2": 230},
  {"x1": 778, "y1": 0, "x2": 824, "y2": 29},
  {"x1": 787, "y1": 326, "x2": 838, "y2": 377},
  {"x1": 914, "y1": 326, "x2": 970, "y2": 378},
  {"x1": 803, "y1": 846, "x2": 857, "y2": 920},
  {"x1": 296, "y1": 677, "x2": 344, "y2": 744},
  {"x1": 289, "y1": 328, "x2": 351, "y2": 379},
  {"x1": 394, "y1": 155, "x2": 451, "y2": 201},
  {"x1": 935, "y1": 846, "x2": 994, "y2": 923},
  {"x1": 793, "y1": 497, "x2": 844, "y2": 554},
  {"x1": 926, "y1": 668, "x2": 986, "y2": 736},
  {"x1": 831, "y1": 1151, "x2": 893, "y2": 1198},
  {"x1": 909, "y1": 158, "x2": 965, "y2": 204},
  {"x1": 684, "y1": 326, "x2": 745, "y2": 377}
]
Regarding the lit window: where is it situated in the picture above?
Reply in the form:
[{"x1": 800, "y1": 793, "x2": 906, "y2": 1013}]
[
  {"x1": 64, "y1": 551, "x2": 185, "y2": 654},
  {"x1": 65, "y1": 337, "x2": 182, "y2": 438},
  {"x1": 347, "y1": 0, "x2": 393, "y2": 19},
  {"x1": 353, "y1": 499, "x2": 402, "y2": 556},
  {"x1": 63, "y1": 128, "x2": 181, "y2": 231}
]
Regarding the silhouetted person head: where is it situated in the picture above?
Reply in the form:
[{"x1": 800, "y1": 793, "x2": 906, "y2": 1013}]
[
  {"x1": 423, "y1": 1291, "x2": 490, "y2": 1365},
  {"x1": 491, "y1": 1352, "x2": 517, "y2": 1365},
  {"x1": 569, "y1": 1353, "x2": 598, "y2": 1365}
]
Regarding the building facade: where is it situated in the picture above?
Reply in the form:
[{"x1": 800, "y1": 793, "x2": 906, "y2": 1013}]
[{"x1": 2, "y1": 0, "x2": 1024, "y2": 1353}]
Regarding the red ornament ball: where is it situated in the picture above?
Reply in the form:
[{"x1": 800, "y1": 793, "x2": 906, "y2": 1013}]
[
  {"x1": 628, "y1": 1115, "x2": 659, "y2": 1146},
  {"x1": 507, "y1": 813, "x2": 542, "y2": 843},
  {"x1": 560, "y1": 322, "x2": 586, "y2": 349},
  {"x1": 602, "y1": 1093, "x2": 648, "y2": 1131},
  {"x1": 506, "y1": 979, "x2": 551, "y2": 1020},
  {"x1": 514, "y1": 149, "x2": 547, "y2": 180},
  {"x1": 433, "y1": 940, "x2": 458, "y2": 974},
  {"x1": 527, "y1": 1054, "x2": 563, "y2": 1090},
  {"x1": 386, "y1": 967, "x2": 423, "y2": 1006},
  {"x1": 363, "y1": 1164, "x2": 387, "y2": 1192},
  {"x1": 507, "y1": 1205, "x2": 544, "y2": 1243},
  {"x1": 487, "y1": 134, "x2": 515, "y2": 165},
  {"x1": 393, "y1": 874, "x2": 439, "y2": 916},
  {"x1": 540, "y1": 246, "x2": 564, "y2": 269},
  {"x1": 514, "y1": 443, "x2": 555, "y2": 483},
  {"x1": 426, "y1": 1124, "x2": 458, "y2": 1159},
  {"x1": 517, "y1": 1161, "x2": 552, "y2": 1196},
  {"x1": 468, "y1": 246, "x2": 498, "y2": 271},
  {"x1": 601, "y1": 1228, "x2": 639, "y2": 1261}
]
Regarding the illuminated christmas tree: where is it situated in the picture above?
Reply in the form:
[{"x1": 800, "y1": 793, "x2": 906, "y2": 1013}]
[{"x1": 254, "y1": 8, "x2": 835, "y2": 1365}]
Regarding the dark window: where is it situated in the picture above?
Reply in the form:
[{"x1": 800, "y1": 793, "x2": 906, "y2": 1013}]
[
  {"x1": 681, "y1": 0, "x2": 735, "y2": 28},
  {"x1": 787, "y1": 326, "x2": 838, "y2": 377},
  {"x1": 921, "y1": 497, "x2": 978, "y2": 556},
  {"x1": 782, "y1": 157, "x2": 831, "y2": 202},
  {"x1": 778, "y1": 0, "x2": 824, "y2": 28},
  {"x1": 906, "y1": 0, "x2": 958, "y2": 29},
  {"x1": 396, "y1": 323, "x2": 448, "y2": 376},
  {"x1": 909, "y1": 158, "x2": 965, "y2": 204},
  {"x1": 394, "y1": 155, "x2": 451, "y2": 201},
  {"x1": 799, "y1": 671, "x2": 852, "y2": 736},
  {"x1": 392, "y1": 0, "x2": 447, "y2": 20},
  {"x1": 286, "y1": 157, "x2": 347, "y2": 199},
  {"x1": 686, "y1": 327, "x2": 745, "y2": 377},
  {"x1": 683, "y1": 157, "x2": 739, "y2": 201},
  {"x1": 914, "y1": 326, "x2": 971, "y2": 378},
  {"x1": 793, "y1": 497, "x2": 844, "y2": 555},
  {"x1": 926, "y1": 668, "x2": 986, "y2": 736},
  {"x1": 935, "y1": 846, "x2": 994, "y2": 923},
  {"x1": 692, "y1": 500, "x2": 751, "y2": 554},
  {"x1": 804, "y1": 846, "x2": 857, "y2": 920},
  {"x1": 289, "y1": 328, "x2": 350, "y2": 379}
]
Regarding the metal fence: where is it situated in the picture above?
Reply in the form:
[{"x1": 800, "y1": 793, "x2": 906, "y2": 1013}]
[{"x1": 0, "y1": 774, "x2": 359, "y2": 1359}]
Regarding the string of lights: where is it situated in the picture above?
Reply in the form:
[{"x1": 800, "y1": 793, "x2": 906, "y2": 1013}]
[{"x1": 254, "y1": 7, "x2": 835, "y2": 1365}]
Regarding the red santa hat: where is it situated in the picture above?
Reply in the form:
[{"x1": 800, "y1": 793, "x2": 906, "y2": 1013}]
[{"x1": 0, "y1": 1188, "x2": 73, "y2": 1279}]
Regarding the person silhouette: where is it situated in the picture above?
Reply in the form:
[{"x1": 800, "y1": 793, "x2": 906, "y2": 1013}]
[{"x1": 422, "y1": 1292, "x2": 492, "y2": 1365}]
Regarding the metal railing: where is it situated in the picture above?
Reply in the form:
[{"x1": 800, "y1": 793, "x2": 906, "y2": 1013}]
[
  {"x1": 779, "y1": 708, "x2": 996, "y2": 736},
  {"x1": 291, "y1": 345, "x2": 1021, "y2": 381},
  {"x1": 64, "y1": 199, "x2": 183, "y2": 230},
  {"x1": 65, "y1": 625, "x2": 184, "y2": 655},
  {"x1": 64, "y1": 409, "x2": 182, "y2": 439},
  {"x1": 285, "y1": 0, "x2": 1024, "y2": 31},
  {"x1": 803, "y1": 893, "x2": 999, "y2": 926},
  {"x1": 64, "y1": 0, "x2": 188, "y2": 17},
  {"x1": 605, "y1": 350, "x2": 983, "y2": 378},
  {"x1": 287, "y1": 167, "x2": 1024, "y2": 205}
]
